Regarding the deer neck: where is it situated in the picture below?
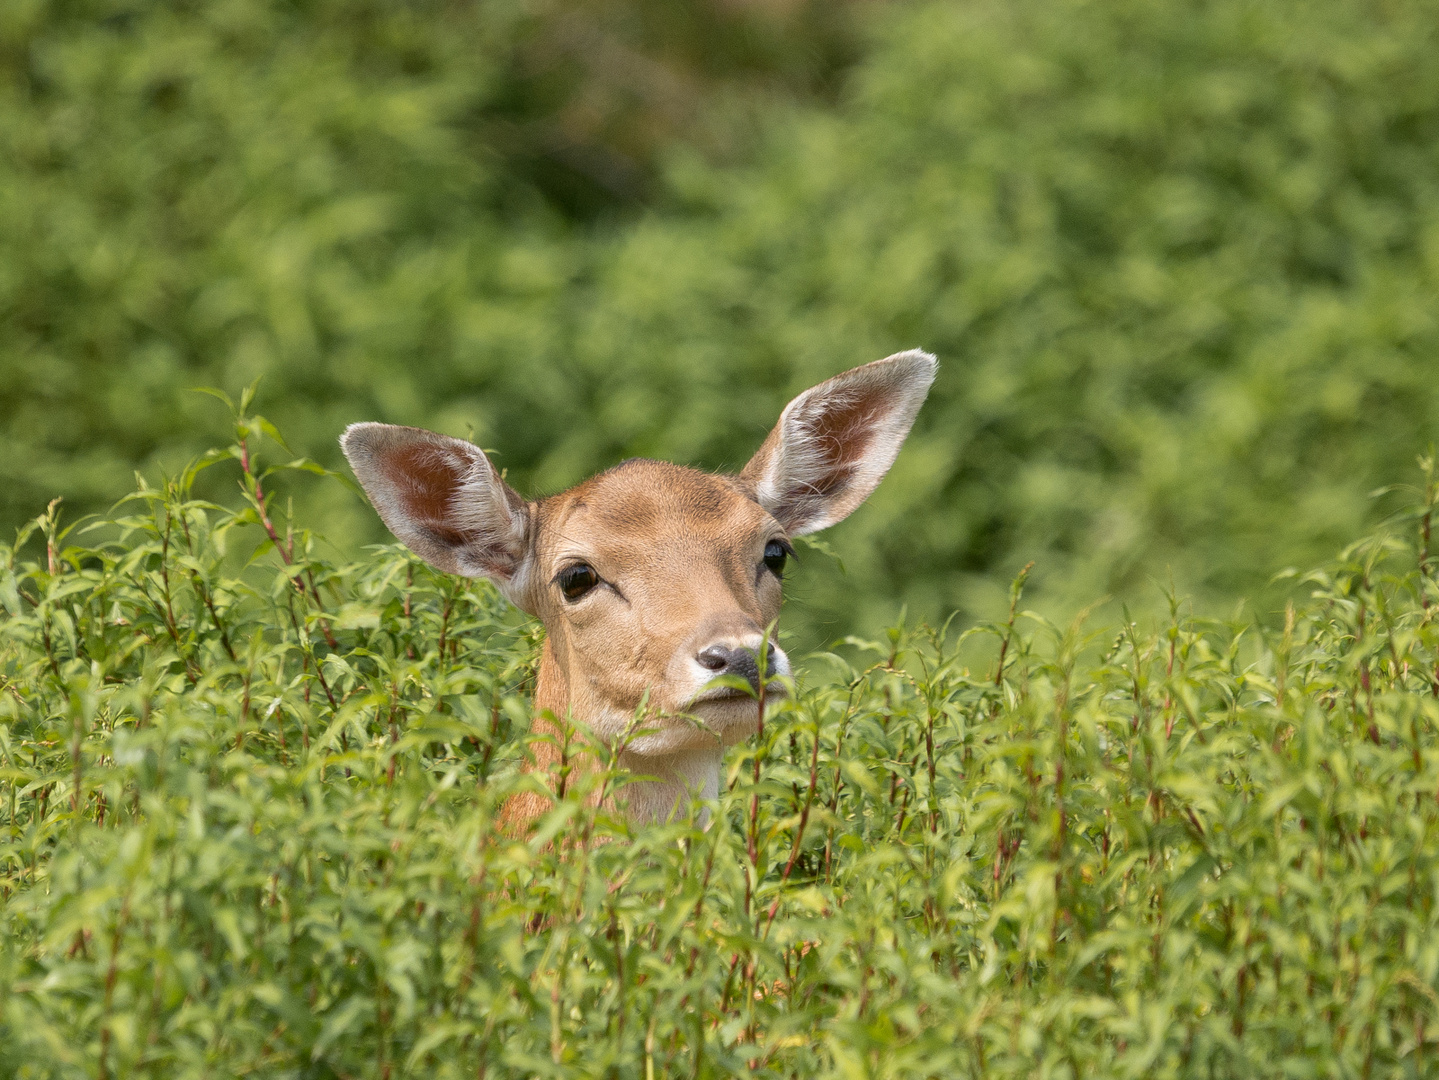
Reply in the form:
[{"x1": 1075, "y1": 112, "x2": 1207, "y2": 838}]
[{"x1": 528, "y1": 637, "x2": 721, "y2": 824}]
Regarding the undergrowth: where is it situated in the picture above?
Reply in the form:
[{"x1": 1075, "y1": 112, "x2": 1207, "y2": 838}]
[{"x1": 3, "y1": 400, "x2": 1439, "y2": 1078}]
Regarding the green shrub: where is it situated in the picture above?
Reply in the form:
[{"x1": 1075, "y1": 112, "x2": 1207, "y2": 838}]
[
  {"x1": 0, "y1": 0, "x2": 868, "y2": 544},
  {"x1": 8, "y1": 0, "x2": 1439, "y2": 641},
  {"x1": 573, "y1": 0, "x2": 1439, "y2": 632},
  {"x1": 3, "y1": 412, "x2": 1439, "y2": 1077}
]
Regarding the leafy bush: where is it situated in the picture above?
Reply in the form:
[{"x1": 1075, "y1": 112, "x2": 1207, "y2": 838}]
[
  {"x1": 4, "y1": 412, "x2": 1439, "y2": 1077},
  {"x1": 0, "y1": 0, "x2": 867, "y2": 543},
  {"x1": 7, "y1": 0, "x2": 1439, "y2": 642},
  {"x1": 574, "y1": 0, "x2": 1439, "y2": 632}
]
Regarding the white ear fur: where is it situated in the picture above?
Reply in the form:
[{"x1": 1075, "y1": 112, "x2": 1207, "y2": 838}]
[
  {"x1": 340, "y1": 423, "x2": 533, "y2": 609},
  {"x1": 741, "y1": 350, "x2": 936, "y2": 535}
]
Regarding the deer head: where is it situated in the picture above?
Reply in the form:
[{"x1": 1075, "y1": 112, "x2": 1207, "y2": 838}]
[{"x1": 341, "y1": 350, "x2": 936, "y2": 825}]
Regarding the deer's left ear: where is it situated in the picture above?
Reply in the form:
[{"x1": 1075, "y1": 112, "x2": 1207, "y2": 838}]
[{"x1": 741, "y1": 350, "x2": 936, "y2": 536}]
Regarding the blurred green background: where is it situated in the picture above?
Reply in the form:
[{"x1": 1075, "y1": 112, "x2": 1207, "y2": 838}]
[{"x1": 4, "y1": 0, "x2": 1438, "y2": 644}]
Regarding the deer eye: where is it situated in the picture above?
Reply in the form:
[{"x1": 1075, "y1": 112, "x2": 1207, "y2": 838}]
[
  {"x1": 556, "y1": 563, "x2": 600, "y2": 601},
  {"x1": 762, "y1": 539, "x2": 793, "y2": 578}
]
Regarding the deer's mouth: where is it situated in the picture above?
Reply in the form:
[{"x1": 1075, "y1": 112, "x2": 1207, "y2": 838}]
[{"x1": 689, "y1": 679, "x2": 789, "y2": 707}]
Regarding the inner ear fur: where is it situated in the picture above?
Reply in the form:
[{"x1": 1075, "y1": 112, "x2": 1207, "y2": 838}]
[
  {"x1": 741, "y1": 350, "x2": 936, "y2": 536},
  {"x1": 340, "y1": 423, "x2": 532, "y2": 606}
]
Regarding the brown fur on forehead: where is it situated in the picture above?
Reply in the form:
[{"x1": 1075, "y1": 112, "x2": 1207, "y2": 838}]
[{"x1": 537, "y1": 460, "x2": 767, "y2": 553}]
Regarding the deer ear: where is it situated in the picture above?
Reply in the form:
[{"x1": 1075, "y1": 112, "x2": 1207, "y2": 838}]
[
  {"x1": 340, "y1": 423, "x2": 534, "y2": 610},
  {"x1": 741, "y1": 350, "x2": 936, "y2": 536}
]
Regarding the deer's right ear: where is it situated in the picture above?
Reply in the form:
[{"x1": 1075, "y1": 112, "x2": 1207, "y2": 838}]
[{"x1": 340, "y1": 423, "x2": 535, "y2": 610}]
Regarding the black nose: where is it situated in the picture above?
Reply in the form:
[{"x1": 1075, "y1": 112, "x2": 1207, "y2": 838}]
[{"x1": 696, "y1": 643, "x2": 776, "y2": 692}]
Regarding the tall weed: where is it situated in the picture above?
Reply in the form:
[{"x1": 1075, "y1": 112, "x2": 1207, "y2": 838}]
[{"x1": 3, "y1": 412, "x2": 1439, "y2": 1077}]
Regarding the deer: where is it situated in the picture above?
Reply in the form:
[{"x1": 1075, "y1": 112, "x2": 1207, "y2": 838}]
[{"x1": 340, "y1": 351, "x2": 936, "y2": 830}]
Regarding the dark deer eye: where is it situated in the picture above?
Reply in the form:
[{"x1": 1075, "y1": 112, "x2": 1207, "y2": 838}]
[
  {"x1": 556, "y1": 563, "x2": 600, "y2": 601},
  {"x1": 763, "y1": 539, "x2": 793, "y2": 577}
]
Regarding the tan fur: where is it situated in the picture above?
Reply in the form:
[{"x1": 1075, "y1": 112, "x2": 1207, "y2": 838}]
[{"x1": 341, "y1": 350, "x2": 936, "y2": 830}]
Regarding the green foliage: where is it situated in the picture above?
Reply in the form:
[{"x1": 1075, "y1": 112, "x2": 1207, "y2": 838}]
[
  {"x1": 582, "y1": 0, "x2": 1439, "y2": 631},
  {"x1": 0, "y1": 0, "x2": 868, "y2": 551},
  {"x1": 4, "y1": 417, "x2": 1439, "y2": 1076},
  {"x1": 6, "y1": 0, "x2": 1439, "y2": 642}
]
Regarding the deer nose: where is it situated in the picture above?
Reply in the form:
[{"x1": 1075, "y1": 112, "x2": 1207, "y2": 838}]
[{"x1": 695, "y1": 642, "x2": 777, "y2": 692}]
